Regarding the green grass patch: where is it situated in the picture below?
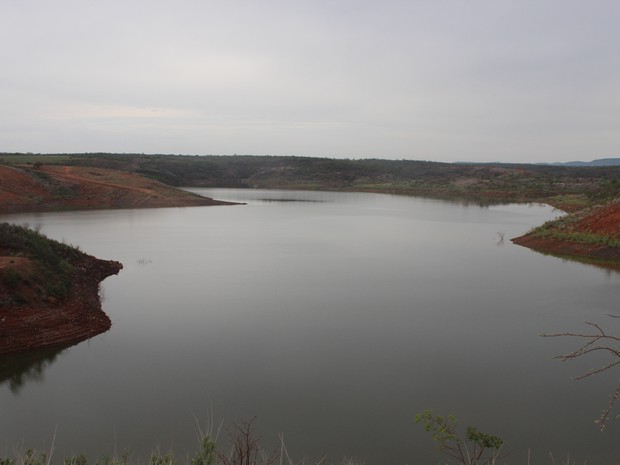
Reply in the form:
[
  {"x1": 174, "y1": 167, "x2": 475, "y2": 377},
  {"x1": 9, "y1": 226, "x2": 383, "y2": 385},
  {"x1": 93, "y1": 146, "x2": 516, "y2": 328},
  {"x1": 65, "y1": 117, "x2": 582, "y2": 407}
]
[
  {"x1": 545, "y1": 194, "x2": 591, "y2": 211},
  {"x1": 0, "y1": 154, "x2": 71, "y2": 165},
  {"x1": 532, "y1": 228, "x2": 620, "y2": 248}
]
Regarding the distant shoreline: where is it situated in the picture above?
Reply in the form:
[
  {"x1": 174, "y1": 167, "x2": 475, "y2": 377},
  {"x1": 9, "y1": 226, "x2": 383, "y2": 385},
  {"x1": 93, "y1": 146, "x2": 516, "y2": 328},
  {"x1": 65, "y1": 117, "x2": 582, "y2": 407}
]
[{"x1": 2, "y1": 157, "x2": 619, "y2": 276}]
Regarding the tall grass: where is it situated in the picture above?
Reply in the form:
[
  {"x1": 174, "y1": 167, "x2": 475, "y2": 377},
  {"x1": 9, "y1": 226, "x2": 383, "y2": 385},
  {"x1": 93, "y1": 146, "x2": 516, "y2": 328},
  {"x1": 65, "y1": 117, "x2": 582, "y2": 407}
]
[{"x1": 0, "y1": 418, "x2": 366, "y2": 465}]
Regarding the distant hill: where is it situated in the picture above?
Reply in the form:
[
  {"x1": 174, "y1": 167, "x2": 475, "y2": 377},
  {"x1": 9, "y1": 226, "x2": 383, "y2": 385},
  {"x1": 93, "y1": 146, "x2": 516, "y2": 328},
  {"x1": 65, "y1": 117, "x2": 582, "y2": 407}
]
[
  {"x1": 3, "y1": 152, "x2": 620, "y2": 211},
  {"x1": 457, "y1": 158, "x2": 620, "y2": 167},
  {"x1": 0, "y1": 164, "x2": 236, "y2": 213},
  {"x1": 551, "y1": 158, "x2": 620, "y2": 167}
]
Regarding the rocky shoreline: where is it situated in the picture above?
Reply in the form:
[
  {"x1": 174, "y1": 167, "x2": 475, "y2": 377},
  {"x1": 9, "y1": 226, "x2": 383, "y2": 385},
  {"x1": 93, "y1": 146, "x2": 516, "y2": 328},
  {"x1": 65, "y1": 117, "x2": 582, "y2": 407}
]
[
  {"x1": 0, "y1": 251, "x2": 122, "y2": 355},
  {"x1": 511, "y1": 234, "x2": 620, "y2": 270},
  {"x1": 511, "y1": 199, "x2": 620, "y2": 269}
]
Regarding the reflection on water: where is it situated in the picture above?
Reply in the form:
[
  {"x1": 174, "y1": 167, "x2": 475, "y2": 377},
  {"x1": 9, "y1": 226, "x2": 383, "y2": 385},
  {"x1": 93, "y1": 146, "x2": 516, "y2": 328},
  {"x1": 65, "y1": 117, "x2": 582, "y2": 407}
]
[
  {"x1": 0, "y1": 344, "x2": 73, "y2": 394},
  {"x1": 255, "y1": 198, "x2": 325, "y2": 203},
  {"x1": 533, "y1": 250, "x2": 620, "y2": 274}
]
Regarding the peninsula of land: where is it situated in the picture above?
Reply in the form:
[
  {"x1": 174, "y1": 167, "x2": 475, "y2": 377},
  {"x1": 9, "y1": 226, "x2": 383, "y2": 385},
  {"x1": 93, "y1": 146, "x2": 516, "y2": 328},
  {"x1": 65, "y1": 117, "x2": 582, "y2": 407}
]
[
  {"x1": 0, "y1": 164, "x2": 236, "y2": 214},
  {"x1": 0, "y1": 223, "x2": 122, "y2": 354}
]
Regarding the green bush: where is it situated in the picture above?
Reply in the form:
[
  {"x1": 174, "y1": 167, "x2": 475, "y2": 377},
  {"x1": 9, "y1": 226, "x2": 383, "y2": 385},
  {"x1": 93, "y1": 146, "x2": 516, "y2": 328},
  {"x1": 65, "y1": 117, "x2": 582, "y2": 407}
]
[
  {"x1": 415, "y1": 410, "x2": 503, "y2": 465},
  {"x1": 3, "y1": 268, "x2": 21, "y2": 287},
  {"x1": 0, "y1": 222, "x2": 81, "y2": 299}
]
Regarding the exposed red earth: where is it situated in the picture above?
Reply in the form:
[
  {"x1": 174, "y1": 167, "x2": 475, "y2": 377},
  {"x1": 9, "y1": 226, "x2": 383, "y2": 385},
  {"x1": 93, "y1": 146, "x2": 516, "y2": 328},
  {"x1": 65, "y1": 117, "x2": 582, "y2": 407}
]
[
  {"x1": 512, "y1": 200, "x2": 620, "y2": 268},
  {"x1": 570, "y1": 201, "x2": 620, "y2": 238},
  {"x1": 0, "y1": 164, "x2": 237, "y2": 354},
  {"x1": 0, "y1": 250, "x2": 122, "y2": 355},
  {"x1": 0, "y1": 164, "x2": 235, "y2": 213}
]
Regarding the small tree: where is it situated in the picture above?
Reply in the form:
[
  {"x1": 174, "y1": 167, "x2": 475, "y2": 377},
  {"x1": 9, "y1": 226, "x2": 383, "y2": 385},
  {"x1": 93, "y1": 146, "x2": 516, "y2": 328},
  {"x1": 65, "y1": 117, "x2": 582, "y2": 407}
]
[
  {"x1": 218, "y1": 418, "x2": 276, "y2": 465},
  {"x1": 192, "y1": 436, "x2": 216, "y2": 465},
  {"x1": 415, "y1": 410, "x2": 503, "y2": 465}
]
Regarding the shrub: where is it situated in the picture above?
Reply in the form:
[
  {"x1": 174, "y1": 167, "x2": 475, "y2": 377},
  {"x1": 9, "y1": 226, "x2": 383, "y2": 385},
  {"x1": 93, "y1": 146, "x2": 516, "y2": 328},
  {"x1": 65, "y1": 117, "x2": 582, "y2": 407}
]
[
  {"x1": 3, "y1": 268, "x2": 21, "y2": 287},
  {"x1": 0, "y1": 223, "x2": 80, "y2": 299},
  {"x1": 415, "y1": 410, "x2": 503, "y2": 465}
]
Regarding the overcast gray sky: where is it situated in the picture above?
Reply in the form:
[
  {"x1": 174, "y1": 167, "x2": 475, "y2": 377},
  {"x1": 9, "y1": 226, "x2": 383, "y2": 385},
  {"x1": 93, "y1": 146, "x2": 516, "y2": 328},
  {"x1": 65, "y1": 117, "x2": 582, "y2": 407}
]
[{"x1": 1, "y1": 0, "x2": 618, "y2": 163}]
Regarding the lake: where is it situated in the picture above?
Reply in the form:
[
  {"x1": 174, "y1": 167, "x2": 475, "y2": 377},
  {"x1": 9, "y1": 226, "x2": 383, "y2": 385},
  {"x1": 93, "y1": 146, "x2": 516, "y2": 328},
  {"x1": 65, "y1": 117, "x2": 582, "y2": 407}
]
[{"x1": 1, "y1": 189, "x2": 619, "y2": 465}]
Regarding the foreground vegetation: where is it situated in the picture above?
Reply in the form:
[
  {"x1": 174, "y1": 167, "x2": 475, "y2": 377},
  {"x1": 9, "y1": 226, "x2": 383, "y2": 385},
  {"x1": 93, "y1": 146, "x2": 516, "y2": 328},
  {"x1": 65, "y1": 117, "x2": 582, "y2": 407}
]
[
  {"x1": 415, "y1": 411, "x2": 503, "y2": 465},
  {"x1": 0, "y1": 413, "x2": 598, "y2": 465},
  {"x1": 0, "y1": 418, "x2": 334, "y2": 465}
]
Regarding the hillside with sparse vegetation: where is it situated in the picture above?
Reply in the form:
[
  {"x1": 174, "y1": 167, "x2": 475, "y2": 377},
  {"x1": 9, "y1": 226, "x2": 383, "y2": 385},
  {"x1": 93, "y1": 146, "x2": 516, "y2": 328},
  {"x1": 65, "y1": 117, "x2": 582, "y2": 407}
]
[
  {"x1": 16, "y1": 152, "x2": 618, "y2": 209},
  {"x1": 0, "y1": 162, "x2": 237, "y2": 214},
  {"x1": 0, "y1": 222, "x2": 122, "y2": 354},
  {"x1": 2, "y1": 152, "x2": 620, "y2": 265}
]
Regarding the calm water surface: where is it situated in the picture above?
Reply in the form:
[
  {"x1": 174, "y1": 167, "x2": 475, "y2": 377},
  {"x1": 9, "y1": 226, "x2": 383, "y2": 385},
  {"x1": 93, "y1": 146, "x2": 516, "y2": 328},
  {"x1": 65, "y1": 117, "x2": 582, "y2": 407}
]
[{"x1": 1, "y1": 189, "x2": 619, "y2": 464}]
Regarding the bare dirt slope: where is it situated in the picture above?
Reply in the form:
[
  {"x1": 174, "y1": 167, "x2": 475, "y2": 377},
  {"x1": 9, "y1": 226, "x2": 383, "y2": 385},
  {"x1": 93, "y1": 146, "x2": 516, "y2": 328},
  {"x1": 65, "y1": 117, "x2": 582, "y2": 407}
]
[
  {"x1": 0, "y1": 164, "x2": 234, "y2": 213},
  {"x1": 570, "y1": 200, "x2": 620, "y2": 238}
]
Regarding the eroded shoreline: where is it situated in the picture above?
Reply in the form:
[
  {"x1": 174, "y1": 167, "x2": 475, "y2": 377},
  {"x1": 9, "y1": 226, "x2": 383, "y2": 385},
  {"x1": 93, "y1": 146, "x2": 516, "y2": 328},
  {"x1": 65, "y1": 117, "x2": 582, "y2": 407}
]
[{"x1": 0, "y1": 244, "x2": 123, "y2": 355}]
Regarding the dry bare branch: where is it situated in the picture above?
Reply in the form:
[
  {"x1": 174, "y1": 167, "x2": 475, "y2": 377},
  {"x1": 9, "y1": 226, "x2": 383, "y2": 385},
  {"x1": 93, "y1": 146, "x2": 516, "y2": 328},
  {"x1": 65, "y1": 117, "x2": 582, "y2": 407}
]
[
  {"x1": 541, "y1": 320, "x2": 620, "y2": 430},
  {"x1": 219, "y1": 418, "x2": 277, "y2": 465}
]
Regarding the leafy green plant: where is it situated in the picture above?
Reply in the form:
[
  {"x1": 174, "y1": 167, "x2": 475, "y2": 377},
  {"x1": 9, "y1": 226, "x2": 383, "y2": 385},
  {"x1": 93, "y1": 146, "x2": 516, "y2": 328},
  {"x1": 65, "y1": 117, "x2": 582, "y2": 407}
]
[
  {"x1": 415, "y1": 410, "x2": 503, "y2": 465},
  {"x1": 191, "y1": 436, "x2": 216, "y2": 465}
]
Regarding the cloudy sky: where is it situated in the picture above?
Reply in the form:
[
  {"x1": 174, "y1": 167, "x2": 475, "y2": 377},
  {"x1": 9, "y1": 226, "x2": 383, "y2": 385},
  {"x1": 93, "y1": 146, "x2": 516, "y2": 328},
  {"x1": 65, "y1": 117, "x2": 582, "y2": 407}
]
[{"x1": 1, "y1": 1, "x2": 618, "y2": 163}]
